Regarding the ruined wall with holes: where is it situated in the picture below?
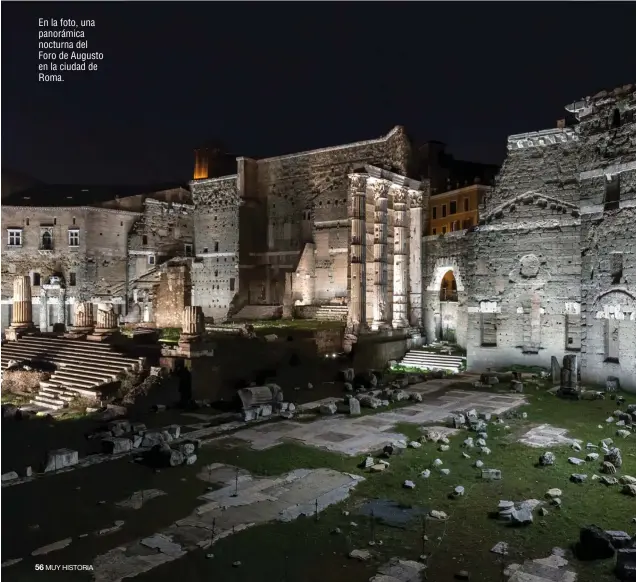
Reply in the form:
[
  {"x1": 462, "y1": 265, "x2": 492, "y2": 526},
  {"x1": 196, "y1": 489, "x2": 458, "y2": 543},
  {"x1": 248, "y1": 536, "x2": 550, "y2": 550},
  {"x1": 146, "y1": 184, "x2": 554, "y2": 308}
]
[
  {"x1": 189, "y1": 177, "x2": 241, "y2": 321},
  {"x1": 578, "y1": 86, "x2": 636, "y2": 390},
  {"x1": 153, "y1": 264, "x2": 191, "y2": 328},
  {"x1": 466, "y1": 123, "x2": 583, "y2": 370},
  {"x1": 127, "y1": 198, "x2": 195, "y2": 289},
  {"x1": 422, "y1": 232, "x2": 470, "y2": 348},
  {"x1": 1, "y1": 206, "x2": 139, "y2": 301}
]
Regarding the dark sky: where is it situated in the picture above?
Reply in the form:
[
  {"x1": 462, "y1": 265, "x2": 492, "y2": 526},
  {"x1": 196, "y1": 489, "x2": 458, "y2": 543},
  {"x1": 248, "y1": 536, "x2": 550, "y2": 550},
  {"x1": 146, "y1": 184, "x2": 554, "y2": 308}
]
[{"x1": 2, "y1": 2, "x2": 635, "y2": 185}]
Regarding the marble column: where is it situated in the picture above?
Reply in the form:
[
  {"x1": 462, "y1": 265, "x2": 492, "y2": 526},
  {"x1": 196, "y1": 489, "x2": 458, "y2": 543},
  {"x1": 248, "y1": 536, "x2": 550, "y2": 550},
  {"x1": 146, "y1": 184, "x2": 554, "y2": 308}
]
[
  {"x1": 392, "y1": 186, "x2": 409, "y2": 329},
  {"x1": 95, "y1": 303, "x2": 118, "y2": 334},
  {"x1": 70, "y1": 301, "x2": 94, "y2": 333},
  {"x1": 181, "y1": 305, "x2": 204, "y2": 340},
  {"x1": 370, "y1": 179, "x2": 390, "y2": 330},
  {"x1": 11, "y1": 276, "x2": 34, "y2": 330},
  {"x1": 347, "y1": 173, "x2": 368, "y2": 332},
  {"x1": 408, "y1": 190, "x2": 424, "y2": 328}
]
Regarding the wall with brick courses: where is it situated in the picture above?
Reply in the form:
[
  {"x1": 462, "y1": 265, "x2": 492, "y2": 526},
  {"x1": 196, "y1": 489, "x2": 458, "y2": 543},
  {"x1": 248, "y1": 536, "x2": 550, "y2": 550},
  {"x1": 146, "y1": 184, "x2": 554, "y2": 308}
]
[
  {"x1": 190, "y1": 177, "x2": 240, "y2": 321},
  {"x1": 578, "y1": 87, "x2": 636, "y2": 390}
]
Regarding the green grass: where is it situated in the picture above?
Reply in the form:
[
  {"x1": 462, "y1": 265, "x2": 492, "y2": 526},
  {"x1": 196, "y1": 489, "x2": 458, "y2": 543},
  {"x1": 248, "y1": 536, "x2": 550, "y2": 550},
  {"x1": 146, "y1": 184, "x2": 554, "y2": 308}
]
[
  {"x1": 194, "y1": 381, "x2": 634, "y2": 582},
  {"x1": 212, "y1": 319, "x2": 344, "y2": 331}
]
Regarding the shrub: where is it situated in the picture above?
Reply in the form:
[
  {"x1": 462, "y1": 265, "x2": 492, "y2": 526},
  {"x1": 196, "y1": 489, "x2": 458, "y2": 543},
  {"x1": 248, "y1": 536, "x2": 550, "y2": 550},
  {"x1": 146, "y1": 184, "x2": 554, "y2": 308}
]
[{"x1": 2, "y1": 369, "x2": 50, "y2": 394}]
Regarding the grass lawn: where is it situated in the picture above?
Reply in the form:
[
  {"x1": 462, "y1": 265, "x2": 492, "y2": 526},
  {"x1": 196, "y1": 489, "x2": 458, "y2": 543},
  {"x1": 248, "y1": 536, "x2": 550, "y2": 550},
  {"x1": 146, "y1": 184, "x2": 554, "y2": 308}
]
[{"x1": 159, "y1": 380, "x2": 635, "y2": 582}]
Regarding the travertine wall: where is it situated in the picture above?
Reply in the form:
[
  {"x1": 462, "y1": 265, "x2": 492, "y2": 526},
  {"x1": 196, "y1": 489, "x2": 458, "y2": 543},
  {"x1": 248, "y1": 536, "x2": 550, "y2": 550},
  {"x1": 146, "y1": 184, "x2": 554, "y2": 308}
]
[
  {"x1": 153, "y1": 265, "x2": 191, "y2": 328},
  {"x1": 422, "y1": 232, "x2": 470, "y2": 348},
  {"x1": 578, "y1": 87, "x2": 636, "y2": 391}
]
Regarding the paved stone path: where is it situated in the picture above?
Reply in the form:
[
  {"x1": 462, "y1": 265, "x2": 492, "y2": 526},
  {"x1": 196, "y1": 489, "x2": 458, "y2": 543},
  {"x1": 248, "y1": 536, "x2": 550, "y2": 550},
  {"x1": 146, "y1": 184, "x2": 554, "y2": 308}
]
[
  {"x1": 518, "y1": 424, "x2": 581, "y2": 448},
  {"x1": 505, "y1": 548, "x2": 577, "y2": 582},
  {"x1": 227, "y1": 388, "x2": 526, "y2": 456},
  {"x1": 92, "y1": 464, "x2": 364, "y2": 582}
]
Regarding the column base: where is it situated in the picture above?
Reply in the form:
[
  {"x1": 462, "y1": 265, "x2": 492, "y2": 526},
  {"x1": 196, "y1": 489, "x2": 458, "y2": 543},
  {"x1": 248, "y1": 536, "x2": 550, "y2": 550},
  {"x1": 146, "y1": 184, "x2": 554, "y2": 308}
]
[
  {"x1": 68, "y1": 326, "x2": 94, "y2": 335},
  {"x1": 6, "y1": 324, "x2": 36, "y2": 341},
  {"x1": 371, "y1": 321, "x2": 392, "y2": 331},
  {"x1": 391, "y1": 319, "x2": 409, "y2": 330}
]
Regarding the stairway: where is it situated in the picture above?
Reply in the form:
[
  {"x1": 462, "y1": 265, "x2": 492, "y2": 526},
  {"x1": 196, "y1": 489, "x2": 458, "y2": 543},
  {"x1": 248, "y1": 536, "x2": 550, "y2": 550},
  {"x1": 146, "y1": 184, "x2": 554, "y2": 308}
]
[
  {"x1": 314, "y1": 305, "x2": 348, "y2": 322},
  {"x1": 398, "y1": 349, "x2": 466, "y2": 373},
  {"x1": 1, "y1": 335, "x2": 141, "y2": 410}
]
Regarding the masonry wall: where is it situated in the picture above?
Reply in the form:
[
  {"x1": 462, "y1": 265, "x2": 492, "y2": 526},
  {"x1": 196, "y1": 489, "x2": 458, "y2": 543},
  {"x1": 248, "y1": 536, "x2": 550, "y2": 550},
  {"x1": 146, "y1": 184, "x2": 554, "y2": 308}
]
[
  {"x1": 190, "y1": 177, "x2": 241, "y2": 321},
  {"x1": 153, "y1": 265, "x2": 191, "y2": 328},
  {"x1": 578, "y1": 87, "x2": 636, "y2": 391},
  {"x1": 2, "y1": 206, "x2": 139, "y2": 301},
  {"x1": 422, "y1": 232, "x2": 470, "y2": 348}
]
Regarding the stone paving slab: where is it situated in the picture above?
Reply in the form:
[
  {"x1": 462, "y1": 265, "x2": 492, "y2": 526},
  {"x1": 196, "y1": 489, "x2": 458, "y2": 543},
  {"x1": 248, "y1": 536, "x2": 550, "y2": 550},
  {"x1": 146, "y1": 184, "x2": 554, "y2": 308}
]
[
  {"x1": 518, "y1": 424, "x2": 581, "y2": 448},
  {"x1": 92, "y1": 466, "x2": 364, "y2": 582},
  {"x1": 506, "y1": 550, "x2": 577, "y2": 582},
  {"x1": 227, "y1": 389, "x2": 525, "y2": 456}
]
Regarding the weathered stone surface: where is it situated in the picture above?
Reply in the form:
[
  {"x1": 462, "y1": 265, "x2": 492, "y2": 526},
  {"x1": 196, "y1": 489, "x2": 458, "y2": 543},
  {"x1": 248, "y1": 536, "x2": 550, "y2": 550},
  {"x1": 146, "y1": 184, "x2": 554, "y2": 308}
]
[{"x1": 43, "y1": 448, "x2": 79, "y2": 472}]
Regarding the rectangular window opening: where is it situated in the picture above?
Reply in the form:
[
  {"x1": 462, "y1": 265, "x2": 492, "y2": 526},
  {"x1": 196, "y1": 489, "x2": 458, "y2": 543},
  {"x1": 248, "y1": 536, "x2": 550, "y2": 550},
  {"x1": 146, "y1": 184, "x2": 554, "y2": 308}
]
[
  {"x1": 68, "y1": 229, "x2": 80, "y2": 247},
  {"x1": 604, "y1": 318, "x2": 620, "y2": 363},
  {"x1": 442, "y1": 204, "x2": 447, "y2": 218},
  {"x1": 69, "y1": 272, "x2": 76, "y2": 286},
  {"x1": 229, "y1": 277, "x2": 235, "y2": 291},
  {"x1": 604, "y1": 174, "x2": 620, "y2": 211},
  {"x1": 481, "y1": 313, "x2": 497, "y2": 347},
  {"x1": 7, "y1": 229, "x2": 22, "y2": 246},
  {"x1": 449, "y1": 201, "x2": 457, "y2": 215}
]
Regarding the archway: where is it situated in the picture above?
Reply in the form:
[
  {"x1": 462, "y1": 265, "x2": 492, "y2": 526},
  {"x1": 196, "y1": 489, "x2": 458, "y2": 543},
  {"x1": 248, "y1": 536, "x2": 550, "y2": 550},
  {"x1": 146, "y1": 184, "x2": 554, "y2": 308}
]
[{"x1": 440, "y1": 270, "x2": 458, "y2": 302}]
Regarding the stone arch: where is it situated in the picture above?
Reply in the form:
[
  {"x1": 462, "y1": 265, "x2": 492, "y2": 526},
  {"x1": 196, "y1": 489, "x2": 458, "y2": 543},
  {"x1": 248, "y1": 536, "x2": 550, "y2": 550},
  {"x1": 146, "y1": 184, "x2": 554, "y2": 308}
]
[{"x1": 426, "y1": 258, "x2": 465, "y2": 292}]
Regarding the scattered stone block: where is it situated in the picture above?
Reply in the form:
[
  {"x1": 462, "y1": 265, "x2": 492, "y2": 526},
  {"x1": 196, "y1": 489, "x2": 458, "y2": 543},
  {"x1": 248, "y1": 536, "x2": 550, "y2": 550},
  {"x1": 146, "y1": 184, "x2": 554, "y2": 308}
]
[
  {"x1": 429, "y1": 510, "x2": 448, "y2": 520},
  {"x1": 2, "y1": 471, "x2": 19, "y2": 482},
  {"x1": 43, "y1": 449, "x2": 78, "y2": 472},
  {"x1": 602, "y1": 461, "x2": 617, "y2": 474},
  {"x1": 440, "y1": 468, "x2": 451, "y2": 476},
  {"x1": 586, "y1": 452, "x2": 599, "y2": 461},
  {"x1": 616, "y1": 548, "x2": 636, "y2": 581},
  {"x1": 623, "y1": 484, "x2": 636, "y2": 496},
  {"x1": 141, "y1": 432, "x2": 165, "y2": 448},
  {"x1": 606, "y1": 376, "x2": 620, "y2": 392},
  {"x1": 481, "y1": 468, "x2": 502, "y2": 480},
  {"x1": 403, "y1": 480, "x2": 416, "y2": 489},
  {"x1": 349, "y1": 549, "x2": 371, "y2": 561},
  {"x1": 576, "y1": 525, "x2": 615, "y2": 560},
  {"x1": 453, "y1": 485, "x2": 465, "y2": 497},
  {"x1": 570, "y1": 473, "x2": 587, "y2": 483},
  {"x1": 349, "y1": 398, "x2": 361, "y2": 416},
  {"x1": 568, "y1": 457, "x2": 585, "y2": 465},
  {"x1": 491, "y1": 541, "x2": 509, "y2": 555},
  {"x1": 474, "y1": 460, "x2": 484, "y2": 468},
  {"x1": 421, "y1": 469, "x2": 431, "y2": 478},
  {"x1": 540, "y1": 451, "x2": 556, "y2": 466},
  {"x1": 102, "y1": 438, "x2": 133, "y2": 455},
  {"x1": 546, "y1": 488, "x2": 562, "y2": 498}
]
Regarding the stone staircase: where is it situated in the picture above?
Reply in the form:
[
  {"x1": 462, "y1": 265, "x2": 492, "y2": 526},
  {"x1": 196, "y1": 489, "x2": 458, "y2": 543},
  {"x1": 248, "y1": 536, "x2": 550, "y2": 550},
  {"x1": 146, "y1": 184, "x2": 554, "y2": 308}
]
[
  {"x1": 314, "y1": 304, "x2": 348, "y2": 322},
  {"x1": 1, "y1": 335, "x2": 141, "y2": 410},
  {"x1": 398, "y1": 349, "x2": 466, "y2": 373}
]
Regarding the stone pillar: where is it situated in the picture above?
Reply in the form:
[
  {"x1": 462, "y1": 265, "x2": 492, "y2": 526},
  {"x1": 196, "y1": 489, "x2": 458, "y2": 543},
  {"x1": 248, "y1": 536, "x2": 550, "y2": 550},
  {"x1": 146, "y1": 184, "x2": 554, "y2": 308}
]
[
  {"x1": 370, "y1": 179, "x2": 390, "y2": 330},
  {"x1": 408, "y1": 189, "x2": 424, "y2": 328},
  {"x1": 180, "y1": 305, "x2": 204, "y2": 341},
  {"x1": 392, "y1": 187, "x2": 409, "y2": 329},
  {"x1": 57, "y1": 288, "x2": 67, "y2": 328},
  {"x1": 95, "y1": 303, "x2": 118, "y2": 334},
  {"x1": 10, "y1": 276, "x2": 34, "y2": 330},
  {"x1": 39, "y1": 288, "x2": 48, "y2": 332},
  {"x1": 70, "y1": 301, "x2": 94, "y2": 333},
  {"x1": 347, "y1": 173, "x2": 368, "y2": 332}
]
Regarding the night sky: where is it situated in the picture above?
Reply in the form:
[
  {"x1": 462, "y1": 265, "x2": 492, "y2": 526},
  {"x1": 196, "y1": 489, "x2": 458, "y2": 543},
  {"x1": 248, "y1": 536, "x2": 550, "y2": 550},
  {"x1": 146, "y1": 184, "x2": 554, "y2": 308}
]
[{"x1": 2, "y1": 2, "x2": 635, "y2": 186}]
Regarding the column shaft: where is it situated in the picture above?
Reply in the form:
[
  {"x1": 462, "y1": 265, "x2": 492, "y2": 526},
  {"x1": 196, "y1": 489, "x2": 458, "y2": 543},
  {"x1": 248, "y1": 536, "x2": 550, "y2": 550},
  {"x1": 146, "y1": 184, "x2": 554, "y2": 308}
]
[
  {"x1": 11, "y1": 276, "x2": 34, "y2": 329},
  {"x1": 392, "y1": 187, "x2": 409, "y2": 329},
  {"x1": 408, "y1": 191, "x2": 424, "y2": 328},
  {"x1": 371, "y1": 180, "x2": 390, "y2": 330},
  {"x1": 347, "y1": 174, "x2": 368, "y2": 331}
]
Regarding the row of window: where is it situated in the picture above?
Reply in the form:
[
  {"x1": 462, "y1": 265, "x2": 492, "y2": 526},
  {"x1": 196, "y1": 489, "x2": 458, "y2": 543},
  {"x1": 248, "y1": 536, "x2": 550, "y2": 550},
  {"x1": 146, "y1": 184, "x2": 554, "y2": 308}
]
[
  {"x1": 432, "y1": 198, "x2": 471, "y2": 220},
  {"x1": 432, "y1": 218, "x2": 473, "y2": 235},
  {"x1": 7, "y1": 229, "x2": 80, "y2": 248}
]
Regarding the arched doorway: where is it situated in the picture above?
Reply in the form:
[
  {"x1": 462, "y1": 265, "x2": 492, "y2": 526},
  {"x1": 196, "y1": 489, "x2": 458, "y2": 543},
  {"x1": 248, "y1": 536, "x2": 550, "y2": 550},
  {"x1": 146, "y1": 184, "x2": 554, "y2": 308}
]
[{"x1": 440, "y1": 270, "x2": 458, "y2": 302}]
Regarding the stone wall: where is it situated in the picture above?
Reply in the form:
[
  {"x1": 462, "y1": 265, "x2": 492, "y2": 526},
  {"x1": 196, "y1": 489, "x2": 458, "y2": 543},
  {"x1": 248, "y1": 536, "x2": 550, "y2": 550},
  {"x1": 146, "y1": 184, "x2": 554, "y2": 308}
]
[
  {"x1": 578, "y1": 86, "x2": 636, "y2": 390},
  {"x1": 153, "y1": 265, "x2": 191, "y2": 328},
  {"x1": 190, "y1": 176, "x2": 241, "y2": 321},
  {"x1": 422, "y1": 232, "x2": 470, "y2": 348}
]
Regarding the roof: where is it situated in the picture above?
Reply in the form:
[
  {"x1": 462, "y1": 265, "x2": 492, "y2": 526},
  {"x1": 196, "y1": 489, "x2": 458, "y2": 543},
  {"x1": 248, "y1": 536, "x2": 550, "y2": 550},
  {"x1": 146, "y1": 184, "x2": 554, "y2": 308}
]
[{"x1": 3, "y1": 182, "x2": 188, "y2": 207}]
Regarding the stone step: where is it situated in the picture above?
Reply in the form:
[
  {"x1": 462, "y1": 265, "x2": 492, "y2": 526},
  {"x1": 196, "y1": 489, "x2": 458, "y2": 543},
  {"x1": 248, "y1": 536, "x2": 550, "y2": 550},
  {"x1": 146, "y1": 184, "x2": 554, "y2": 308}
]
[
  {"x1": 402, "y1": 354, "x2": 465, "y2": 364},
  {"x1": 5, "y1": 338, "x2": 137, "y2": 362},
  {"x1": 48, "y1": 374, "x2": 103, "y2": 389},
  {"x1": 40, "y1": 389, "x2": 75, "y2": 402},
  {"x1": 29, "y1": 398, "x2": 63, "y2": 411},
  {"x1": 32, "y1": 394, "x2": 68, "y2": 409},
  {"x1": 1, "y1": 345, "x2": 138, "y2": 368},
  {"x1": 50, "y1": 368, "x2": 118, "y2": 384},
  {"x1": 400, "y1": 350, "x2": 466, "y2": 372},
  {"x1": 40, "y1": 381, "x2": 100, "y2": 399},
  {"x1": 38, "y1": 384, "x2": 76, "y2": 397}
]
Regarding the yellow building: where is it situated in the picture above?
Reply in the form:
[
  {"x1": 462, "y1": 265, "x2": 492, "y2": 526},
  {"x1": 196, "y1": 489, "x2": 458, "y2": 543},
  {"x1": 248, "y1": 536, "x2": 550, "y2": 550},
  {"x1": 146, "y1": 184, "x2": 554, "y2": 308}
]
[{"x1": 427, "y1": 184, "x2": 490, "y2": 235}]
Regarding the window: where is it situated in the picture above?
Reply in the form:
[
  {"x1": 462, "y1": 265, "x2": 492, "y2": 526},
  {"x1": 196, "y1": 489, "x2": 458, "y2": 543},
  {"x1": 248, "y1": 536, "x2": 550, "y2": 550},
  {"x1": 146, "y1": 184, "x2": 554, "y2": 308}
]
[
  {"x1": 148, "y1": 255, "x2": 156, "y2": 266},
  {"x1": 441, "y1": 225, "x2": 447, "y2": 234},
  {"x1": 26, "y1": 218, "x2": 29, "y2": 226},
  {"x1": 464, "y1": 198, "x2": 469, "y2": 212},
  {"x1": 68, "y1": 229, "x2": 80, "y2": 247},
  {"x1": 142, "y1": 235, "x2": 148, "y2": 246},
  {"x1": 565, "y1": 314, "x2": 581, "y2": 350},
  {"x1": 69, "y1": 272, "x2": 76, "y2": 286},
  {"x1": 230, "y1": 277, "x2": 235, "y2": 291},
  {"x1": 611, "y1": 108, "x2": 621, "y2": 129},
  {"x1": 214, "y1": 242, "x2": 219, "y2": 252},
  {"x1": 451, "y1": 221, "x2": 459, "y2": 232},
  {"x1": 72, "y1": 217, "x2": 76, "y2": 225},
  {"x1": 449, "y1": 201, "x2": 457, "y2": 215},
  {"x1": 432, "y1": 228, "x2": 437, "y2": 235},
  {"x1": 610, "y1": 253, "x2": 623, "y2": 285},
  {"x1": 41, "y1": 231, "x2": 53, "y2": 250},
  {"x1": 53, "y1": 218, "x2": 57, "y2": 225},
  {"x1": 7, "y1": 229, "x2": 22, "y2": 247},
  {"x1": 604, "y1": 318, "x2": 620, "y2": 363},
  {"x1": 184, "y1": 243, "x2": 193, "y2": 257},
  {"x1": 432, "y1": 207, "x2": 437, "y2": 220},
  {"x1": 442, "y1": 205, "x2": 447, "y2": 218},
  {"x1": 481, "y1": 313, "x2": 497, "y2": 346},
  {"x1": 604, "y1": 174, "x2": 620, "y2": 211},
  {"x1": 214, "y1": 270, "x2": 218, "y2": 277},
  {"x1": 32, "y1": 272, "x2": 41, "y2": 286},
  {"x1": 203, "y1": 247, "x2": 209, "y2": 253}
]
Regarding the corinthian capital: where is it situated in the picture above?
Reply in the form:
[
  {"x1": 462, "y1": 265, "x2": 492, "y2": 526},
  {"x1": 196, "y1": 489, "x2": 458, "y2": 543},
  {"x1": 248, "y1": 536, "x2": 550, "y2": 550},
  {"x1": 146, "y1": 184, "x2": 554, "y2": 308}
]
[
  {"x1": 408, "y1": 189, "x2": 424, "y2": 207},
  {"x1": 348, "y1": 173, "x2": 368, "y2": 192},
  {"x1": 391, "y1": 185, "x2": 409, "y2": 205},
  {"x1": 368, "y1": 178, "x2": 391, "y2": 200}
]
